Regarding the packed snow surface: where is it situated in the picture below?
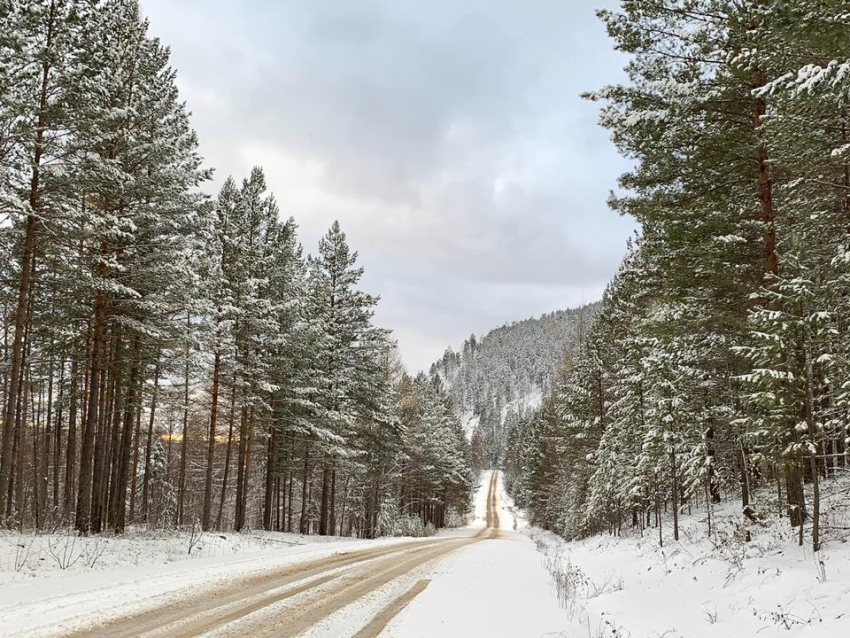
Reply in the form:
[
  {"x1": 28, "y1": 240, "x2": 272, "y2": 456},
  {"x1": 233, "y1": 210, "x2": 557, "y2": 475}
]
[{"x1": 384, "y1": 470, "x2": 575, "y2": 637}]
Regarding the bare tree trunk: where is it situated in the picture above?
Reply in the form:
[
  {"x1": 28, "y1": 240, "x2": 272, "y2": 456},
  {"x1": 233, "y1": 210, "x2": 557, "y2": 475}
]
[
  {"x1": 128, "y1": 401, "x2": 142, "y2": 524},
  {"x1": 63, "y1": 357, "x2": 79, "y2": 522},
  {"x1": 319, "y1": 453, "x2": 332, "y2": 535},
  {"x1": 141, "y1": 364, "x2": 160, "y2": 523},
  {"x1": 106, "y1": 340, "x2": 125, "y2": 529},
  {"x1": 785, "y1": 462, "x2": 807, "y2": 529},
  {"x1": 234, "y1": 403, "x2": 249, "y2": 532},
  {"x1": 215, "y1": 386, "x2": 237, "y2": 531},
  {"x1": 329, "y1": 466, "x2": 337, "y2": 536},
  {"x1": 810, "y1": 454, "x2": 821, "y2": 552},
  {"x1": 77, "y1": 281, "x2": 107, "y2": 534},
  {"x1": 655, "y1": 472, "x2": 662, "y2": 548},
  {"x1": 263, "y1": 421, "x2": 277, "y2": 531},
  {"x1": 52, "y1": 358, "x2": 63, "y2": 513},
  {"x1": 43, "y1": 358, "x2": 53, "y2": 524},
  {"x1": 177, "y1": 316, "x2": 191, "y2": 528},
  {"x1": 287, "y1": 469, "x2": 294, "y2": 533},
  {"x1": 32, "y1": 374, "x2": 42, "y2": 529},
  {"x1": 114, "y1": 338, "x2": 140, "y2": 533},
  {"x1": 300, "y1": 446, "x2": 310, "y2": 534},
  {"x1": 670, "y1": 446, "x2": 679, "y2": 542},
  {"x1": 202, "y1": 351, "x2": 221, "y2": 530}
]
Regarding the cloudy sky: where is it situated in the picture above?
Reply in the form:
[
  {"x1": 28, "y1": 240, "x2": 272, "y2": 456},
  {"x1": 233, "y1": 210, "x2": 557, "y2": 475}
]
[{"x1": 142, "y1": 0, "x2": 638, "y2": 372}]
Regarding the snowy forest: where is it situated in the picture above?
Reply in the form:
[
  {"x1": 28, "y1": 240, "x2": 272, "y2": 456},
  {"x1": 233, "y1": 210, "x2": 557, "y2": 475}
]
[
  {"x1": 0, "y1": 1, "x2": 474, "y2": 537},
  {"x1": 506, "y1": 0, "x2": 850, "y2": 554},
  {"x1": 432, "y1": 305, "x2": 597, "y2": 470}
]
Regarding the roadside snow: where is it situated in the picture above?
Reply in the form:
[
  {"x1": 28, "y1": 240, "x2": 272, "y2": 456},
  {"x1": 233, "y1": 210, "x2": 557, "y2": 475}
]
[
  {"x1": 529, "y1": 504, "x2": 850, "y2": 637},
  {"x1": 0, "y1": 530, "x2": 424, "y2": 638},
  {"x1": 0, "y1": 528, "x2": 347, "y2": 586}
]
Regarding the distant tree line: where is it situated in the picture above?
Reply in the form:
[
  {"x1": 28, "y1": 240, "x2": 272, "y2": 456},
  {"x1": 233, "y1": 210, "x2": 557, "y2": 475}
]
[
  {"x1": 507, "y1": 0, "x2": 850, "y2": 553},
  {"x1": 0, "y1": 0, "x2": 473, "y2": 536}
]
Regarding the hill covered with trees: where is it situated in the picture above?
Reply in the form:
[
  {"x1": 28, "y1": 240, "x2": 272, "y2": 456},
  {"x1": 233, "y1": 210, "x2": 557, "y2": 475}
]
[{"x1": 431, "y1": 304, "x2": 598, "y2": 469}]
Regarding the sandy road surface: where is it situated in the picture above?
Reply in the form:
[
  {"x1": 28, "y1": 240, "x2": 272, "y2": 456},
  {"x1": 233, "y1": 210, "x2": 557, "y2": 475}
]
[{"x1": 55, "y1": 474, "x2": 502, "y2": 638}]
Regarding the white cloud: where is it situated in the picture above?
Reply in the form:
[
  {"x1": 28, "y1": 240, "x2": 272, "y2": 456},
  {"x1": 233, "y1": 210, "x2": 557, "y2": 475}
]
[{"x1": 142, "y1": 0, "x2": 638, "y2": 372}]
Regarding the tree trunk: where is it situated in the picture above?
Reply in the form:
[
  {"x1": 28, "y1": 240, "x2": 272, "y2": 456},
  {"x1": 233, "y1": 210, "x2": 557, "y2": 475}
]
[
  {"x1": 215, "y1": 386, "x2": 237, "y2": 530},
  {"x1": 128, "y1": 401, "x2": 142, "y2": 524},
  {"x1": 234, "y1": 403, "x2": 249, "y2": 532},
  {"x1": 105, "y1": 340, "x2": 125, "y2": 530},
  {"x1": 263, "y1": 422, "x2": 277, "y2": 531},
  {"x1": 319, "y1": 453, "x2": 332, "y2": 535},
  {"x1": 810, "y1": 454, "x2": 821, "y2": 552},
  {"x1": 52, "y1": 358, "x2": 63, "y2": 513},
  {"x1": 670, "y1": 447, "x2": 679, "y2": 542},
  {"x1": 177, "y1": 318, "x2": 191, "y2": 529},
  {"x1": 300, "y1": 447, "x2": 310, "y2": 534},
  {"x1": 141, "y1": 364, "x2": 160, "y2": 523},
  {"x1": 329, "y1": 465, "x2": 337, "y2": 535},
  {"x1": 75, "y1": 279, "x2": 107, "y2": 534},
  {"x1": 202, "y1": 351, "x2": 221, "y2": 530},
  {"x1": 114, "y1": 338, "x2": 140, "y2": 533},
  {"x1": 286, "y1": 471, "x2": 293, "y2": 533},
  {"x1": 785, "y1": 461, "x2": 807, "y2": 528},
  {"x1": 63, "y1": 356, "x2": 79, "y2": 522}
]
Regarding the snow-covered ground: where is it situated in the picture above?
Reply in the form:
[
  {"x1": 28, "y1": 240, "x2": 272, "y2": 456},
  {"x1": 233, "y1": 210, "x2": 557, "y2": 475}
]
[
  {"x1": 501, "y1": 387, "x2": 543, "y2": 423},
  {"x1": 0, "y1": 530, "x2": 428, "y2": 637},
  {"x1": 0, "y1": 471, "x2": 574, "y2": 638},
  {"x1": 529, "y1": 493, "x2": 850, "y2": 637},
  {"x1": 5, "y1": 473, "x2": 847, "y2": 637},
  {"x1": 0, "y1": 527, "x2": 356, "y2": 587},
  {"x1": 460, "y1": 388, "x2": 544, "y2": 441}
]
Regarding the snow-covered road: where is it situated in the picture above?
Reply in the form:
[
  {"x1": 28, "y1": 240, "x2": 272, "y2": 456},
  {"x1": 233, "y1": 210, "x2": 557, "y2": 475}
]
[{"x1": 0, "y1": 471, "x2": 572, "y2": 638}]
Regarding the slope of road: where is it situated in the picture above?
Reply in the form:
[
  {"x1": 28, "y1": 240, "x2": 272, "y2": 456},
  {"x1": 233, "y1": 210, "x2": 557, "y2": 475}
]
[{"x1": 0, "y1": 471, "x2": 572, "y2": 637}]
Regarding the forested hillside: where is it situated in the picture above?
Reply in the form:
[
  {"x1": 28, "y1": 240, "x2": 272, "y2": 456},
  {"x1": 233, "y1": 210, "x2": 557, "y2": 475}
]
[
  {"x1": 431, "y1": 305, "x2": 597, "y2": 468},
  {"x1": 0, "y1": 0, "x2": 473, "y2": 537},
  {"x1": 507, "y1": 0, "x2": 850, "y2": 554}
]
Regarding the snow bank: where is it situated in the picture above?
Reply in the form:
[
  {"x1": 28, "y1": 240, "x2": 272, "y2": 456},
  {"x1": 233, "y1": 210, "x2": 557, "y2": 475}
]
[
  {"x1": 527, "y1": 500, "x2": 850, "y2": 637},
  {"x1": 0, "y1": 529, "x2": 420, "y2": 637}
]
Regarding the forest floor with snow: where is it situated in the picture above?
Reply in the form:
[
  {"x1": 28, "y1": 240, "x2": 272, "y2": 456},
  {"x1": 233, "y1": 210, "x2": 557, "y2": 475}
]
[
  {"x1": 528, "y1": 477, "x2": 850, "y2": 638},
  {"x1": 0, "y1": 525, "x2": 365, "y2": 587}
]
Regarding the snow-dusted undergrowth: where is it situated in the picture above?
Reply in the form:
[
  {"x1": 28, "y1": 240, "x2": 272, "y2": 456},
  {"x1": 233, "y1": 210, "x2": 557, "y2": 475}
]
[
  {"x1": 0, "y1": 527, "x2": 352, "y2": 587},
  {"x1": 528, "y1": 477, "x2": 850, "y2": 637}
]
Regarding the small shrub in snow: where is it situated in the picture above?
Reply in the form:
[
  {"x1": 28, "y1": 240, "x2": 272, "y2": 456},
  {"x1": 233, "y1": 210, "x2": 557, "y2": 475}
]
[
  {"x1": 13, "y1": 537, "x2": 35, "y2": 572},
  {"x1": 186, "y1": 518, "x2": 204, "y2": 555},
  {"x1": 532, "y1": 537, "x2": 590, "y2": 617},
  {"x1": 47, "y1": 536, "x2": 83, "y2": 570},
  {"x1": 757, "y1": 603, "x2": 812, "y2": 630}
]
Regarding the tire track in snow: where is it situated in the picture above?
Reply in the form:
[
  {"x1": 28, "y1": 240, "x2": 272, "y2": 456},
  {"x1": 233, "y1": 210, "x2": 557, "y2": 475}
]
[
  {"x1": 226, "y1": 472, "x2": 502, "y2": 637},
  {"x1": 57, "y1": 471, "x2": 503, "y2": 638}
]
